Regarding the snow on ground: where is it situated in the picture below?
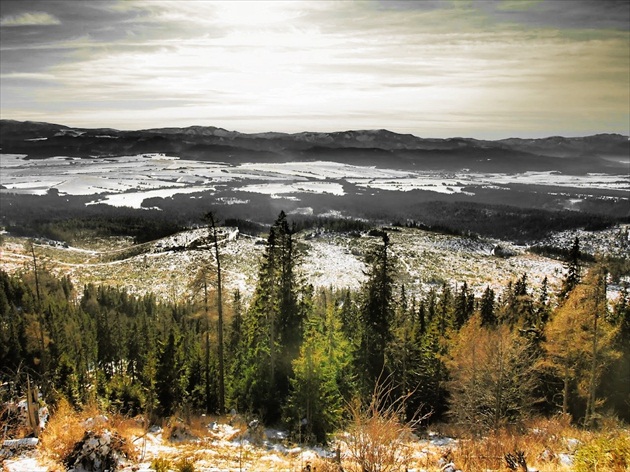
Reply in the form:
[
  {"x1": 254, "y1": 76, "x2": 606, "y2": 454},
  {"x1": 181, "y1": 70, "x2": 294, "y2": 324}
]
[
  {"x1": 87, "y1": 185, "x2": 216, "y2": 209},
  {"x1": 1, "y1": 423, "x2": 461, "y2": 472},
  {"x1": 2, "y1": 455, "x2": 49, "y2": 472},
  {"x1": 0, "y1": 225, "x2": 583, "y2": 303},
  {"x1": 301, "y1": 236, "x2": 367, "y2": 290},
  {"x1": 238, "y1": 161, "x2": 412, "y2": 180},
  {"x1": 239, "y1": 181, "x2": 345, "y2": 197},
  {"x1": 3, "y1": 154, "x2": 626, "y2": 210}
]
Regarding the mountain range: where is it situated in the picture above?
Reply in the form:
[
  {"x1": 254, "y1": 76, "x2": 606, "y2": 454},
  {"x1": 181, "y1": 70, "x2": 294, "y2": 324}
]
[{"x1": 1, "y1": 120, "x2": 628, "y2": 174}]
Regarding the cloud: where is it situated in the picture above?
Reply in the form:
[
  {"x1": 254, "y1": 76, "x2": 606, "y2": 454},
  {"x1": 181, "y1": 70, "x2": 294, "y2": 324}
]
[
  {"x1": 0, "y1": 0, "x2": 627, "y2": 138},
  {"x1": 0, "y1": 11, "x2": 61, "y2": 27}
]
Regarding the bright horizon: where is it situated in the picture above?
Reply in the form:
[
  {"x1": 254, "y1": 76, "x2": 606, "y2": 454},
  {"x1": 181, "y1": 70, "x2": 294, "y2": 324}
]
[{"x1": 1, "y1": 0, "x2": 629, "y2": 139}]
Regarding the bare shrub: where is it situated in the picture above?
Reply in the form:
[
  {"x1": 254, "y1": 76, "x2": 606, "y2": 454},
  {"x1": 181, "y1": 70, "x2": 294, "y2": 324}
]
[
  {"x1": 339, "y1": 379, "x2": 429, "y2": 472},
  {"x1": 440, "y1": 415, "x2": 614, "y2": 472}
]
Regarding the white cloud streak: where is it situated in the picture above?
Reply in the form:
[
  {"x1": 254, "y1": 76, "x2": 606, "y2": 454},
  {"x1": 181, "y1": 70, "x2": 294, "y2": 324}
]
[{"x1": 0, "y1": 11, "x2": 61, "y2": 27}]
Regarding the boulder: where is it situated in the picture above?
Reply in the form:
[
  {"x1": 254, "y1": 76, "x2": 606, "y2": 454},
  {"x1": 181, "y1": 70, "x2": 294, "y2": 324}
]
[{"x1": 65, "y1": 430, "x2": 129, "y2": 472}]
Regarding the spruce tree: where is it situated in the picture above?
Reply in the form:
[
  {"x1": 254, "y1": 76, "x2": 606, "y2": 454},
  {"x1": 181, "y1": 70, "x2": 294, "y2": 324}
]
[
  {"x1": 156, "y1": 330, "x2": 184, "y2": 417},
  {"x1": 480, "y1": 286, "x2": 496, "y2": 326},
  {"x1": 231, "y1": 211, "x2": 302, "y2": 421},
  {"x1": 358, "y1": 232, "x2": 396, "y2": 395},
  {"x1": 454, "y1": 281, "x2": 474, "y2": 329},
  {"x1": 560, "y1": 237, "x2": 581, "y2": 299},
  {"x1": 284, "y1": 292, "x2": 351, "y2": 443}
]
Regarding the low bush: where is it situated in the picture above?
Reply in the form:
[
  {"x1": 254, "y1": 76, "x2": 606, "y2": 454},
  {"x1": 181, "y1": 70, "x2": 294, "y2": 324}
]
[
  {"x1": 573, "y1": 433, "x2": 630, "y2": 472},
  {"x1": 175, "y1": 456, "x2": 197, "y2": 472},
  {"x1": 150, "y1": 456, "x2": 171, "y2": 472}
]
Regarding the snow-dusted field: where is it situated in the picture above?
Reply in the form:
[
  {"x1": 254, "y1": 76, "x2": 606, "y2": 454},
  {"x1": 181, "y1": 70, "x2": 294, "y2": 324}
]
[
  {"x1": 0, "y1": 225, "x2": 587, "y2": 303},
  {"x1": 2, "y1": 154, "x2": 627, "y2": 208},
  {"x1": 1, "y1": 421, "x2": 461, "y2": 472}
]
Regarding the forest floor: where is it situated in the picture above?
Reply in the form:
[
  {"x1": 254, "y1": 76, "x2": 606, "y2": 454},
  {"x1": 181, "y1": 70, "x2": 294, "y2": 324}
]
[{"x1": 3, "y1": 409, "x2": 606, "y2": 472}]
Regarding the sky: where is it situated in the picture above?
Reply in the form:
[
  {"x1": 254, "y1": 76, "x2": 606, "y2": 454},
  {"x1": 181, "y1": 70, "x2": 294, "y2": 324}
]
[{"x1": 0, "y1": 0, "x2": 628, "y2": 138}]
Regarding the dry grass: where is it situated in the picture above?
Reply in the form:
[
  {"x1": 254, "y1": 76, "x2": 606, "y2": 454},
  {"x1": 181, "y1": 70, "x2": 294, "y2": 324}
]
[
  {"x1": 39, "y1": 399, "x2": 140, "y2": 469},
  {"x1": 39, "y1": 399, "x2": 95, "y2": 464},
  {"x1": 339, "y1": 379, "x2": 430, "y2": 472},
  {"x1": 431, "y1": 414, "x2": 630, "y2": 472},
  {"x1": 34, "y1": 399, "x2": 629, "y2": 472}
]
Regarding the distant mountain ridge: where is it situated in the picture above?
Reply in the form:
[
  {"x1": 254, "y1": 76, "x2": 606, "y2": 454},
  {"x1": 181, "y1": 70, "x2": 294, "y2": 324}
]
[{"x1": 1, "y1": 120, "x2": 628, "y2": 174}]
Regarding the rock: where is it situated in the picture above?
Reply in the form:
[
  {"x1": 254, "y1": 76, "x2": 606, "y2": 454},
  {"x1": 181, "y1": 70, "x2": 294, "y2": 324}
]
[
  {"x1": 82, "y1": 414, "x2": 109, "y2": 429},
  {"x1": 2, "y1": 438, "x2": 39, "y2": 448},
  {"x1": 566, "y1": 438, "x2": 581, "y2": 451},
  {"x1": 65, "y1": 430, "x2": 129, "y2": 472},
  {"x1": 558, "y1": 453, "x2": 574, "y2": 467},
  {"x1": 167, "y1": 421, "x2": 197, "y2": 442},
  {"x1": 1, "y1": 437, "x2": 39, "y2": 459}
]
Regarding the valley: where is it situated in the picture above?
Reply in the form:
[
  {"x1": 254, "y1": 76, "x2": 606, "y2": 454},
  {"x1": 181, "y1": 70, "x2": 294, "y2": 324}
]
[{"x1": 1, "y1": 121, "x2": 629, "y2": 472}]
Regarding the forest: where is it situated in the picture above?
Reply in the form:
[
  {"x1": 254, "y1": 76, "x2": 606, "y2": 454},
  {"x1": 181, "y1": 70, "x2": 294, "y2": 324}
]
[{"x1": 1, "y1": 211, "x2": 629, "y2": 453}]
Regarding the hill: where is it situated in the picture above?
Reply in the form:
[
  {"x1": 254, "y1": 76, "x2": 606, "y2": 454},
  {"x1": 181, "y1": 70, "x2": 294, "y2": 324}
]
[{"x1": 1, "y1": 120, "x2": 628, "y2": 173}]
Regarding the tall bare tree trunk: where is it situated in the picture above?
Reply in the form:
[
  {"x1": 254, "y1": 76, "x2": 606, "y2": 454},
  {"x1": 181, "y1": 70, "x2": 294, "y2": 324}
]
[
  {"x1": 207, "y1": 212, "x2": 225, "y2": 415},
  {"x1": 585, "y1": 271, "x2": 605, "y2": 427},
  {"x1": 203, "y1": 277, "x2": 211, "y2": 414},
  {"x1": 30, "y1": 242, "x2": 47, "y2": 377},
  {"x1": 562, "y1": 364, "x2": 569, "y2": 415}
]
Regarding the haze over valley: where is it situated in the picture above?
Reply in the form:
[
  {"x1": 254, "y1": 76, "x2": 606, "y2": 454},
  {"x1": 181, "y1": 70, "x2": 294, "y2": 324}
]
[{"x1": 1, "y1": 121, "x2": 628, "y2": 237}]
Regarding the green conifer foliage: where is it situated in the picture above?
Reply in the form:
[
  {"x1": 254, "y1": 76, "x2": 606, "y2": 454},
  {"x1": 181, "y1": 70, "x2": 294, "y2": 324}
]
[
  {"x1": 357, "y1": 233, "x2": 396, "y2": 396},
  {"x1": 284, "y1": 294, "x2": 351, "y2": 443},
  {"x1": 230, "y1": 212, "x2": 303, "y2": 421},
  {"x1": 560, "y1": 236, "x2": 582, "y2": 299}
]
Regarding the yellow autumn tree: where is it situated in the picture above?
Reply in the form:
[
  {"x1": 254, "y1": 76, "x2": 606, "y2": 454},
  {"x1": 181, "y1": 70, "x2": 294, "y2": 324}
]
[
  {"x1": 446, "y1": 314, "x2": 538, "y2": 433},
  {"x1": 541, "y1": 265, "x2": 619, "y2": 426}
]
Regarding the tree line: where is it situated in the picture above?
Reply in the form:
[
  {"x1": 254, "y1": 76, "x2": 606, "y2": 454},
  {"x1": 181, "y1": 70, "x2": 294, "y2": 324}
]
[{"x1": 1, "y1": 214, "x2": 628, "y2": 443}]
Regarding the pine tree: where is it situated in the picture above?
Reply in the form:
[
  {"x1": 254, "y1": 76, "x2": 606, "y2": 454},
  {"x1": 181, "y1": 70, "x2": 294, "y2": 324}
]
[
  {"x1": 500, "y1": 273, "x2": 535, "y2": 327},
  {"x1": 284, "y1": 293, "x2": 351, "y2": 443},
  {"x1": 480, "y1": 286, "x2": 496, "y2": 327},
  {"x1": 416, "y1": 312, "x2": 449, "y2": 420},
  {"x1": 436, "y1": 283, "x2": 453, "y2": 337},
  {"x1": 230, "y1": 211, "x2": 302, "y2": 421},
  {"x1": 536, "y1": 276, "x2": 551, "y2": 326},
  {"x1": 358, "y1": 232, "x2": 396, "y2": 395},
  {"x1": 387, "y1": 288, "x2": 425, "y2": 420},
  {"x1": 417, "y1": 300, "x2": 427, "y2": 335},
  {"x1": 560, "y1": 237, "x2": 581, "y2": 299}
]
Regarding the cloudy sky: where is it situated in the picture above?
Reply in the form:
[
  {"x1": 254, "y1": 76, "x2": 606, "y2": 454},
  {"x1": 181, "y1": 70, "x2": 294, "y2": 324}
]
[{"x1": 0, "y1": 0, "x2": 628, "y2": 138}]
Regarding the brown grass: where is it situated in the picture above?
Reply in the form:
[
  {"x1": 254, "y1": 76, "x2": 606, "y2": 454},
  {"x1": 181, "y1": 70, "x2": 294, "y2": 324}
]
[
  {"x1": 37, "y1": 403, "x2": 628, "y2": 472},
  {"x1": 431, "y1": 414, "x2": 622, "y2": 472},
  {"x1": 39, "y1": 399, "x2": 140, "y2": 469},
  {"x1": 340, "y1": 379, "x2": 430, "y2": 472}
]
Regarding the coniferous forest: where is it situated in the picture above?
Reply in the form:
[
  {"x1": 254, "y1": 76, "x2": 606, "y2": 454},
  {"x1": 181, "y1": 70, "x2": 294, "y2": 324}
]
[{"x1": 1, "y1": 211, "x2": 629, "y2": 451}]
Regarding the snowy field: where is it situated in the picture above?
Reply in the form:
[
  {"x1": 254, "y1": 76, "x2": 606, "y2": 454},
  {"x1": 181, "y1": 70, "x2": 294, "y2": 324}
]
[{"x1": 1, "y1": 154, "x2": 627, "y2": 208}]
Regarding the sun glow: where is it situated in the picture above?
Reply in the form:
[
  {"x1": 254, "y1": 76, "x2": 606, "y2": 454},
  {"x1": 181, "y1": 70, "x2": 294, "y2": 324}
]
[{"x1": 212, "y1": 0, "x2": 304, "y2": 27}]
